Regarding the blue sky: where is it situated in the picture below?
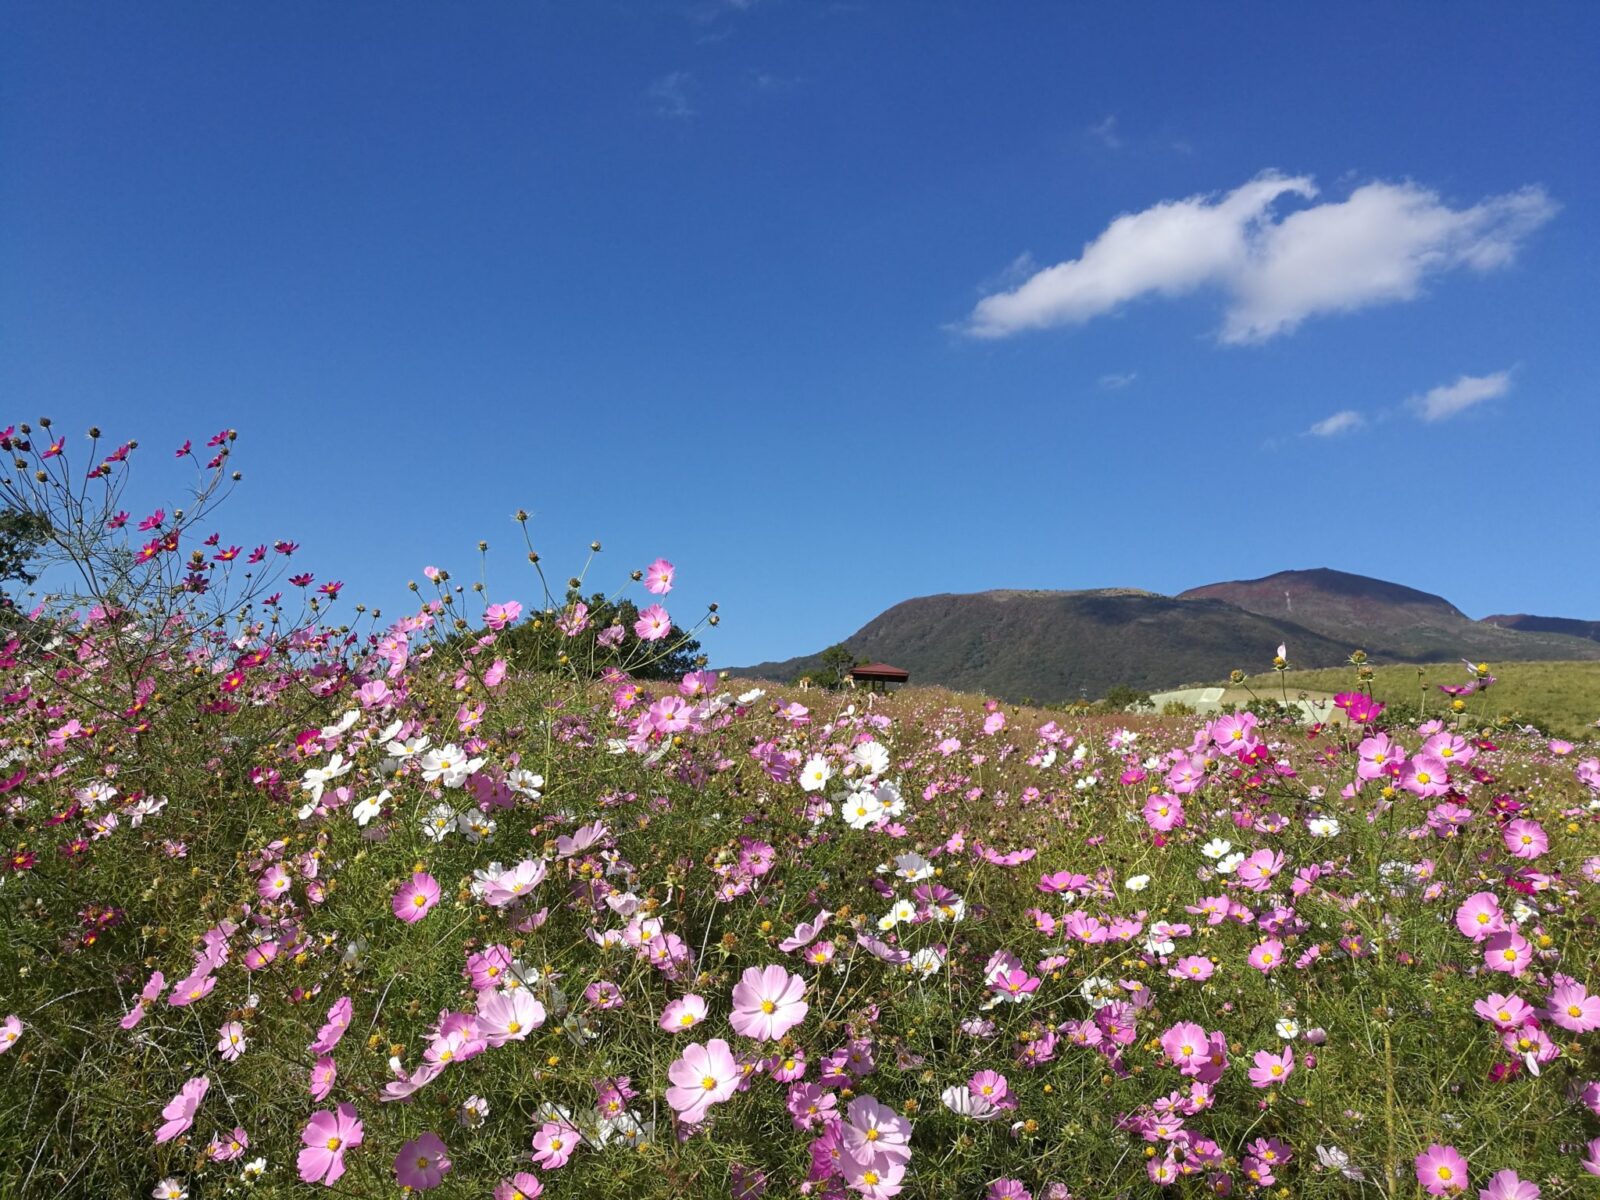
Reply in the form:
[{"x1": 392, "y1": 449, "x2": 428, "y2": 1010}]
[{"x1": 3, "y1": 3, "x2": 1596, "y2": 667}]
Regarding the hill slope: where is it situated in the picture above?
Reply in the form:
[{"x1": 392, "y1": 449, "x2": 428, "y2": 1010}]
[
  {"x1": 1483, "y1": 614, "x2": 1600, "y2": 643},
  {"x1": 1179, "y1": 569, "x2": 1600, "y2": 663},
  {"x1": 734, "y1": 589, "x2": 1355, "y2": 703}
]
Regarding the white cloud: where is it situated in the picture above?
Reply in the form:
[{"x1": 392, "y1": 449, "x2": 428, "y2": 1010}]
[
  {"x1": 1088, "y1": 115, "x2": 1123, "y2": 150},
  {"x1": 965, "y1": 172, "x2": 1557, "y2": 343},
  {"x1": 649, "y1": 72, "x2": 695, "y2": 119},
  {"x1": 1098, "y1": 371, "x2": 1137, "y2": 390},
  {"x1": 1409, "y1": 370, "x2": 1512, "y2": 422},
  {"x1": 1307, "y1": 409, "x2": 1365, "y2": 437}
]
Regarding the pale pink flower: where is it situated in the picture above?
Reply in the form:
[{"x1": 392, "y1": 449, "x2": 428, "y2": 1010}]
[
  {"x1": 216, "y1": 1021, "x2": 247, "y2": 1061},
  {"x1": 665, "y1": 1038, "x2": 741, "y2": 1123},
  {"x1": 729, "y1": 965, "x2": 809, "y2": 1041},
  {"x1": 660, "y1": 994, "x2": 709, "y2": 1033}
]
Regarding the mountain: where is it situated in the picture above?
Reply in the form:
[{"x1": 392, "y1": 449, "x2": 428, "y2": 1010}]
[
  {"x1": 730, "y1": 569, "x2": 1600, "y2": 703},
  {"x1": 733, "y1": 588, "x2": 1356, "y2": 703},
  {"x1": 1178, "y1": 569, "x2": 1600, "y2": 663},
  {"x1": 1482, "y1": 614, "x2": 1600, "y2": 643}
]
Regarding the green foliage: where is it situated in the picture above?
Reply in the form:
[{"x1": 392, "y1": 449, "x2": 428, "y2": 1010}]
[
  {"x1": 498, "y1": 589, "x2": 704, "y2": 681},
  {"x1": 0, "y1": 506, "x2": 50, "y2": 601}
]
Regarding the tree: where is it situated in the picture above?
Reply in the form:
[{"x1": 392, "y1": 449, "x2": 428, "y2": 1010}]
[
  {"x1": 816, "y1": 644, "x2": 858, "y2": 689},
  {"x1": 0, "y1": 507, "x2": 51, "y2": 607},
  {"x1": 496, "y1": 589, "x2": 705, "y2": 682}
]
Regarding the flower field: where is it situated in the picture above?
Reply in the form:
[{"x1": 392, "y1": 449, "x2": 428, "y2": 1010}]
[{"x1": 2, "y1": 426, "x2": 1600, "y2": 1200}]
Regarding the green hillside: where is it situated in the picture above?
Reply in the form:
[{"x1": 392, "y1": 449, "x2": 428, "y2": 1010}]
[{"x1": 1242, "y1": 659, "x2": 1600, "y2": 739}]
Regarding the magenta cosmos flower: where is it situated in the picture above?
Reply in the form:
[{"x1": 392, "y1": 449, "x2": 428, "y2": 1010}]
[
  {"x1": 395, "y1": 1132, "x2": 452, "y2": 1190},
  {"x1": 665, "y1": 1038, "x2": 741, "y2": 1124},
  {"x1": 530, "y1": 1119, "x2": 580, "y2": 1169},
  {"x1": 1415, "y1": 1143, "x2": 1468, "y2": 1195},
  {"x1": 730, "y1": 965, "x2": 809, "y2": 1041},
  {"x1": 155, "y1": 1075, "x2": 209, "y2": 1144},
  {"x1": 393, "y1": 871, "x2": 441, "y2": 922},
  {"x1": 298, "y1": 1103, "x2": 364, "y2": 1186}
]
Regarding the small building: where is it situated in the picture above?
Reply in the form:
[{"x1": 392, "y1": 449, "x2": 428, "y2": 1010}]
[{"x1": 849, "y1": 662, "x2": 909, "y2": 693}]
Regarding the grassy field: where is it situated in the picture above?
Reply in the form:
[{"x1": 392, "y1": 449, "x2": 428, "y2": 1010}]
[{"x1": 1243, "y1": 659, "x2": 1600, "y2": 739}]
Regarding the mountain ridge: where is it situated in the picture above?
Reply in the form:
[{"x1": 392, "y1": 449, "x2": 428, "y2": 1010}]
[{"x1": 729, "y1": 568, "x2": 1600, "y2": 702}]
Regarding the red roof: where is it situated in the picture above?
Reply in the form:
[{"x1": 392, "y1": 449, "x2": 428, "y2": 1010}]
[{"x1": 849, "y1": 663, "x2": 909, "y2": 680}]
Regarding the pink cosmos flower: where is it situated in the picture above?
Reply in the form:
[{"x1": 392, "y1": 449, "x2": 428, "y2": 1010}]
[
  {"x1": 298, "y1": 1103, "x2": 364, "y2": 1186},
  {"x1": 1484, "y1": 931, "x2": 1532, "y2": 977},
  {"x1": 1583, "y1": 1138, "x2": 1600, "y2": 1176},
  {"x1": 1170, "y1": 955, "x2": 1214, "y2": 982},
  {"x1": 1246, "y1": 1046, "x2": 1294, "y2": 1089},
  {"x1": 1415, "y1": 1143, "x2": 1469, "y2": 1195},
  {"x1": 845, "y1": 1157, "x2": 907, "y2": 1199},
  {"x1": 633, "y1": 603, "x2": 671, "y2": 642},
  {"x1": 644, "y1": 558, "x2": 675, "y2": 595},
  {"x1": 1546, "y1": 981, "x2": 1600, "y2": 1034},
  {"x1": 476, "y1": 987, "x2": 546, "y2": 1046},
  {"x1": 1248, "y1": 939, "x2": 1284, "y2": 974},
  {"x1": 665, "y1": 1038, "x2": 741, "y2": 1123},
  {"x1": 730, "y1": 965, "x2": 809, "y2": 1041},
  {"x1": 483, "y1": 601, "x2": 522, "y2": 630},
  {"x1": 395, "y1": 1132, "x2": 452, "y2": 1190},
  {"x1": 841, "y1": 1095, "x2": 913, "y2": 1168},
  {"x1": 0, "y1": 1014, "x2": 23, "y2": 1053},
  {"x1": 1478, "y1": 1168, "x2": 1540, "y2": 1199},
  {"x1": 310, "y1": 1054, "x2": 337, "y2": 1101},
  {"x1": 1402, "y1": 755, "x2": 1452, "y2": 798},
  {"x1": 495, "y1": 1173, "x2": 544, "y2": 1200},
  {"x1": 121, "y1": 971, "x2": 165, "y2": 1030},
  {"x1": 1161, "y1": 1022, "x2": 1210, "y2": 1073},
  {"x1": 309, "y1": 996, "x2": 353, "y2": 1054},
  {"x1": 393, "y1": 871, "x2": 441, "y2": 922},
  {"x1": 153, "y1": 1076, "x2": 209, "y2": 1145},
  {"x1": 1502, "y1": 819, "x2": 1549, "y2": 860},
  {"x1": 1474, "y1": 992, "x2": 1535, "y2": 1030},
  {"x1": 207, "y1": 1126, "x2": 250, "y2": 1162},
  {"x1": 660, "y1": 994, "x2": 709, "y2": 1033},
  {"x1": 530, "y1": 1120, "x2": 580, "y2": 1169},
  {"x1": 216, "y1": 1021, "x2": 247, "y2": 1061},
  {"x1": 1455, "y1": 892, "x2": 1506, "y2": 942}
]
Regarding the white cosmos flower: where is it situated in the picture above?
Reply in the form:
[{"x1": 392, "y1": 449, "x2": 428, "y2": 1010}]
[
  {"x1": 842, "y1": 792, "x2": 885, "y2": 830},
  {"x1": 420, "y1": 743, "x2": 482, "y2": 788},
  {"x1": 1201, "y1": 838, "x2": 1233, "y2": 860},
  {"x1": 1307, "y1": 817, "x2": 1341, "y2": 838},
  {"x1": 507, "y1": 769, "x2": 544, "y2": 798},
  {"x1": 300, "y1": 753, "x2": 353, "y2": 803},
  {"x1": 352, "y1": 790, "x2": 389, "y2": 826},
  {"x1": 1125, "y1": 874, "x2": 1150, "y2": 892},
  {"x1": 377, "y1": 719, "x2": 405, "y2": 744},
  {"x1": 909, "y1": 947, "x2": 945, "y2": 977},
  {"x1": 799, "y1": 755, "x2": 833, "y2": 793},
  {"x1": 385, "y1": 733, "x2": 431, "y2": 759},
  {"x1": 853, "y1": 741, "x2": 890, "y2": 777},
  {"x1": 941, "y1": 1085, "x2": 1002, "y2": 1121},
  {"x1": 873, "y1": 780, "x2": 905, "y2": 817},
  {"x1": 422, "y1": 803, "x2": 457, "y2": 842},
  {"x1": 891, "y1": 852, "x2": 934, "y2": 883},
  {"x1": 1276, "y1": 1018, "x2": 1300, "y2": 1039},
  {"x1": 320, "y1": 710, "x2": 360, "y2": 740},
  {"x1": 1215, "y1": 851, "x2": 1246, "y2": 875},
  {"x1": 459, "y1": 811, "x2": 497, "y2": 843},
  {"x1": 736, "y1": 688, "x2": 766, "y2": 705}
]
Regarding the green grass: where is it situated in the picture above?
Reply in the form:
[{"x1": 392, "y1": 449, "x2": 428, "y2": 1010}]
[{"x1": 1243, "y1": 660, "x2": 1600, "y2": 739}]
